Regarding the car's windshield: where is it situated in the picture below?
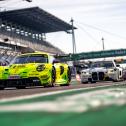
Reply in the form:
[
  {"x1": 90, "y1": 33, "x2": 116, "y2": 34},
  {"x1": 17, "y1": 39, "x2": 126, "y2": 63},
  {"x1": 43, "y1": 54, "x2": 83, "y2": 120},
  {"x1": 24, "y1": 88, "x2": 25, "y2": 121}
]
[
  {"x1": 91, "y1": 61, "x2": 114, "y2": 68},
  {"x1": 10, "y1": 54, "x2": 48, "y2": 64}
]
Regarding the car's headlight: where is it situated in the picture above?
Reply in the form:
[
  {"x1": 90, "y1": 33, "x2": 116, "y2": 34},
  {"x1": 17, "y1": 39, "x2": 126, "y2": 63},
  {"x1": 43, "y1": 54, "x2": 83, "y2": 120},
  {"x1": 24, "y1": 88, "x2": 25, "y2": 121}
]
[
  {"x1": 36, "y1": 65, "x2": 45, "y2": 72},
  {"x1": 108, "y1": 69, "x2": 114, "y2": 73}
]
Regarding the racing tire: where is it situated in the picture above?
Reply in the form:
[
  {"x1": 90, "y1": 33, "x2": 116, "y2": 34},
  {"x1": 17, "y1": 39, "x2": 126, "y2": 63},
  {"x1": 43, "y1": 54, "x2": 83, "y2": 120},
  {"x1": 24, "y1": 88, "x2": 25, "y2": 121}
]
[
  {"x1": 82, "y1": 81, "x2": 88, "y2": 84},
  {"x1": 60, "y1": 84, "x2": 69, "y2": 86},
  {"x1": 0, "y1": 87, "x2": 4, "y2": 90},
  {"x1": 67, "y1": 67, "x2": 71, "y2": 83},
  {"x1": 89, "y1": 78, "x2": 96, "y2": 83},
  {"x1": 43, "y1": 84, "x2": 49, "y2": 88},
  {"x1": 16, "y1": 86, "x2": 26, "y2": 89},
  {"x1": 90, "y1": 79, "x2": 96, "y2": 83},
  {"x1": 91, "y1": 81, "x2": 96, "y2": 83},
  {"x1": 0, "y1": 81, "x2": 5, "y2": 90},
  {"x1": 113, "y1": 76, "x2": 119, "y2": 82},
  {"x1": 50, "y1": 67, "x2": 56, "y2": 87}
]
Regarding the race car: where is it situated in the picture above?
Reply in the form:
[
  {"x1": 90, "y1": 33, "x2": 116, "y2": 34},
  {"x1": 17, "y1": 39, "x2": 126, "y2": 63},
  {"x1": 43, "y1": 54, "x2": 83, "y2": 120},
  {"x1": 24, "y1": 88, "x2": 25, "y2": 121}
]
[
  {"x1": 0, "y1": 52, "x2": 71, "y2": 89},
  {"x1": 80, "y1": 60, "x2": 123, "y2": 83}
]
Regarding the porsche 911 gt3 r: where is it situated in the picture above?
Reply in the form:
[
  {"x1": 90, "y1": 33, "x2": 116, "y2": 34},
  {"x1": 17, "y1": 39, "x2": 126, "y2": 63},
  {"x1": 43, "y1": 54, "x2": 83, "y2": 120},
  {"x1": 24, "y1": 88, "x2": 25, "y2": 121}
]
[{"x1": 0, "y1": 52, "x2": 71, "y2": 89}]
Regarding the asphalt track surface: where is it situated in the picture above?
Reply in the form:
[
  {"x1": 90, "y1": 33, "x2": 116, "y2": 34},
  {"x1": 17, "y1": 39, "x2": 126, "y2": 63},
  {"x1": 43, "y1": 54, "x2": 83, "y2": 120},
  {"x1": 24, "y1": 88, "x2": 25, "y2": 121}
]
[
  {"x1": 0, "y1": 80, "x2": 126, "y2": 99},
  {"x1": 1, "y1": 81, "x2": 126, "y2": 126}
]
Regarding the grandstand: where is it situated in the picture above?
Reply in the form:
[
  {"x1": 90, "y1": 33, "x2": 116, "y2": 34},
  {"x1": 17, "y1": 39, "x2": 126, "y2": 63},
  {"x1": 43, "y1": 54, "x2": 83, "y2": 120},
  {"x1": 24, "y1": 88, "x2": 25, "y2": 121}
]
[{"x1": 0, "y1": 7, "x2": 74, "y2": 65}]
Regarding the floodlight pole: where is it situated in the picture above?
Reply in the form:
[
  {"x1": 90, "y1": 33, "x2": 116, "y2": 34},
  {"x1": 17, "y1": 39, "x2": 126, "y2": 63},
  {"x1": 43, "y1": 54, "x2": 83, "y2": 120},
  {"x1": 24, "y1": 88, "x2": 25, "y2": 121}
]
[
  {"x1": 102, "y1": 37, "x2": 105, "y2": 51},
  {"x1": 70, "y1": 18, "x2": 76, "y2": 54},
  {"x1": 70, "y1": 18, "x2": 77, "y2": 76}
]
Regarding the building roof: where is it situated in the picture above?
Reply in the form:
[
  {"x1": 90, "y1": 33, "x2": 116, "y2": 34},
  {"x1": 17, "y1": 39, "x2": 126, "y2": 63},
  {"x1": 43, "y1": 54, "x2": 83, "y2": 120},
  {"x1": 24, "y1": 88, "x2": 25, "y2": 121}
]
[{"x1": 0, "y1": 7, "x2": 75, "y2": 33}]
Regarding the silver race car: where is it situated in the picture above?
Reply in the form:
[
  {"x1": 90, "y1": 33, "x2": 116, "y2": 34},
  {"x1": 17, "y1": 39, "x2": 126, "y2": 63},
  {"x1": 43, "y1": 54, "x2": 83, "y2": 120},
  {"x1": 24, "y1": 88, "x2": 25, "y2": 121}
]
[{"x1": 81, "y1": 60, "x2": 123, "y2": 83}]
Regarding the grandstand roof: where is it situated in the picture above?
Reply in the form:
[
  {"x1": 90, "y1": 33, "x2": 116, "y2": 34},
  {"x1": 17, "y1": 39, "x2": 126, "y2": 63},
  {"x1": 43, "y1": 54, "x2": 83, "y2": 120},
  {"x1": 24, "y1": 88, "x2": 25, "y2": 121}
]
[{"x1": 0, "y1": 7, "x2": 75, "y2": 33}]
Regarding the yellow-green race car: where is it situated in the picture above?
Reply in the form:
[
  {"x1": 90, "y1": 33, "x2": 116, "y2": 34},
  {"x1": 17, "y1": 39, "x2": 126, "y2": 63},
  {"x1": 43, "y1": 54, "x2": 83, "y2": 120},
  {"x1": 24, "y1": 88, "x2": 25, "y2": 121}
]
[{"x1": 0, "y1": 52, "x2": 71, "y2": 89}]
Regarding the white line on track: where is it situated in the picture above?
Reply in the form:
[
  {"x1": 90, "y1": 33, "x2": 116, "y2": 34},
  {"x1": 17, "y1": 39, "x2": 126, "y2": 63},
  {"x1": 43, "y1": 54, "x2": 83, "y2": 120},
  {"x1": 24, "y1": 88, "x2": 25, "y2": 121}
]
[
  {"x1": 0, "y1": 83, "x2": 126, "y2": 113},
  {"x1": 0, "y1": 83, "x2": 123, "y2": 103}
]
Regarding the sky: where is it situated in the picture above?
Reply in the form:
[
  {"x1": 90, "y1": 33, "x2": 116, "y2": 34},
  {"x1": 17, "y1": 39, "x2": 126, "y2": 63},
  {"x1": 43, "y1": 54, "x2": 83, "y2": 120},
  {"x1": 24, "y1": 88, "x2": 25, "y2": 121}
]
[{"x1": 1, "y1": 0, "x2": 126, "y2": 53}]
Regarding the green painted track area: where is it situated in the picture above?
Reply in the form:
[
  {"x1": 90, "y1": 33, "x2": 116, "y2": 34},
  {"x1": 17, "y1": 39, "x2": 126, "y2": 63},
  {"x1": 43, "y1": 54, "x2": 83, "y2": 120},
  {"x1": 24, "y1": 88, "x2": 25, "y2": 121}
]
[
  {"x1": 1, "y1": 84, "x2": 126, "y2": 126},
  {"x1": 1, "y1": 106, "x2": 126, "y2": 126}
]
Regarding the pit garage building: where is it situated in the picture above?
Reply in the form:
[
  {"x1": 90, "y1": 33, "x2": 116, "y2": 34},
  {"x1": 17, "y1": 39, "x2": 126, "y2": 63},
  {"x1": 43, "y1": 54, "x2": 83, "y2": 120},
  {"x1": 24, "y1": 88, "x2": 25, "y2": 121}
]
[{"x1": 0, "y1": 7, "x2": 74, "y2": 64}]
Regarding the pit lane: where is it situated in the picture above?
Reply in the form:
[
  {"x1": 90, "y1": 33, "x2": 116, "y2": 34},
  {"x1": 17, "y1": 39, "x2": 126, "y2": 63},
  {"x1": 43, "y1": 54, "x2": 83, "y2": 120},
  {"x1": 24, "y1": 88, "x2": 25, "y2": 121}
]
[{"x1": 0, "y1": 79, "x2": 125, "y2": 99}]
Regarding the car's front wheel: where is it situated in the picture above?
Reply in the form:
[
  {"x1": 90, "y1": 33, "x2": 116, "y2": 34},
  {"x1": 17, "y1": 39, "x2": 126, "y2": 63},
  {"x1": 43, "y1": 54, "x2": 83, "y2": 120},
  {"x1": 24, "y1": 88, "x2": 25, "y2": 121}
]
[
  {"x1": 89, "y1": 78, "x2": 96, "y2": 83},
  {"x1": 81, "y1": 81, "x2": 88, "y2": 84},
  {"x1": 50, "y1": 67, "x2": 56, "y2": 87},
  {"x1": 0, "y1": 81, "x2": 5, "y2": 90},
  {"x1": 16, "y1": 86, "x2": 26, "y2": 89},
  {"x1": 0, "y1": 87, "x2": 4, "y2": 90},
  {"x1": 67, "y1": 67, "x2": 71, "y2": 83}
]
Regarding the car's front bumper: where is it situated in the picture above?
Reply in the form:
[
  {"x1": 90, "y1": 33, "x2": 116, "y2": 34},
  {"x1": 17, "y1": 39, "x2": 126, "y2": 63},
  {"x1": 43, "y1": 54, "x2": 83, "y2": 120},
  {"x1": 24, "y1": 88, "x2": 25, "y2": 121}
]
[
  {"x1": 0, "y1": 77, "x2": 42, "y2": 87},
  {"x1": 81, "y1": 74, "x2": 90, "y2": 82}
]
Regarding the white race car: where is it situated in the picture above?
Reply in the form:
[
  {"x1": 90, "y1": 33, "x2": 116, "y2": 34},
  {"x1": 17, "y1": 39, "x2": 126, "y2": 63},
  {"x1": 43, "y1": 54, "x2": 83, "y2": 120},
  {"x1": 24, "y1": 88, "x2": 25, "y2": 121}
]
[{"x1": 80, "y1": 60, "x2": 123, "y2": 83}]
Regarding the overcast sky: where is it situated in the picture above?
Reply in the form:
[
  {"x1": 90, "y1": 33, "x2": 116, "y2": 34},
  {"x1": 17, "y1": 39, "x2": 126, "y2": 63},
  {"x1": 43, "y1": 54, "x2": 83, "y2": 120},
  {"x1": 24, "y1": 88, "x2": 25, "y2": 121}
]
[{"x1": 1, "y1": 0, "x2": 126, "y2": 53}]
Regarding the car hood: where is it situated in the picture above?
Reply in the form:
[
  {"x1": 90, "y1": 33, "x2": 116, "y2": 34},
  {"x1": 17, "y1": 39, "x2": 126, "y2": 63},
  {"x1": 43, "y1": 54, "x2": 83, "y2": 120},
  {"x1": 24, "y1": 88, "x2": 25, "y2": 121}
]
[
  {"x1": 8, "y1": 63, "x2": 45, "y2": 74},
  {"x1": 90, "y1": 67, "x2": 107, "y2": 72}
]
